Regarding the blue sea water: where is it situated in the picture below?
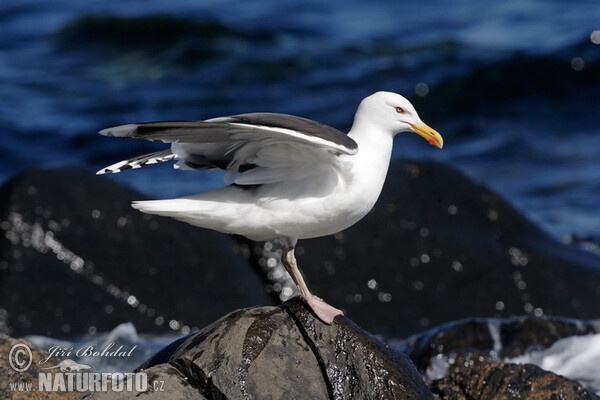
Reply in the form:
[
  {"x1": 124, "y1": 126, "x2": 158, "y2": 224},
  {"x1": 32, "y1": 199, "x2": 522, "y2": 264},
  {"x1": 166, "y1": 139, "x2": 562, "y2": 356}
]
[{"x1": 1, "y1": 0, "x2": 599, "y2": 245}]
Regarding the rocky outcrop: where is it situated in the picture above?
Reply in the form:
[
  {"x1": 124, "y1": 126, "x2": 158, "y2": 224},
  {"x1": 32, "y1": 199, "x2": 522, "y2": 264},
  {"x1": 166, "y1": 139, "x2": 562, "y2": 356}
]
[
  {"x1": 400, "y1": 315, "x2": 600, "y2": 371},
  {"x1": 86, "y1": 300, "x2": 434, "y2": 399},
  {"x1": 2, "y1": 308, "x2": 598, "y2": 399},
  {"x1": 430, "y1": 362, "x2": 597, "y2": 400},
  {"x1": 397, "y1": 315, "x2": 600, "y2": 399},
  {"x1": 82, "y1": 308, "x2": 600, "y2": 399},
  {"x1": 2, "y1": 163, "x2": 599, "y2": 340}
]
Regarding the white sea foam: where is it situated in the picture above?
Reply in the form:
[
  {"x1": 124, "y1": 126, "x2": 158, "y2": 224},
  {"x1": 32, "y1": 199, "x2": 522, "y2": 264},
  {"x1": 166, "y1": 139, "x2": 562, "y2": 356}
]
[
  {"x1": 508, "y1": 333, "x2": 600, "y2": 395},
  {"x1": 424, "y1": 353, "x2": 452, "y2": 381},
  {"x1": 487, "y1": 319, "x2": 502, "y2": 354}
]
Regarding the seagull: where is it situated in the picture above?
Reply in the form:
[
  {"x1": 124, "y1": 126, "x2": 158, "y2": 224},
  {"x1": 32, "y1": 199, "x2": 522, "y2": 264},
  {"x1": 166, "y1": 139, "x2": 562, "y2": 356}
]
[{"x1": 97, "y1": 91, "x2": 443, "y2": 324}]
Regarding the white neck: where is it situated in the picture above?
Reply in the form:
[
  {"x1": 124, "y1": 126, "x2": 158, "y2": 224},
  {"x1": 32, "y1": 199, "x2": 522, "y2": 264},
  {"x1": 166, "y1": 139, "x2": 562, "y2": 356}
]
[
  {"x1": 347, "y1": 118, "x2": 394, "y2": 175},
  {"x1": 343, "y1": 119, "x2": 395, "y2": 215}
]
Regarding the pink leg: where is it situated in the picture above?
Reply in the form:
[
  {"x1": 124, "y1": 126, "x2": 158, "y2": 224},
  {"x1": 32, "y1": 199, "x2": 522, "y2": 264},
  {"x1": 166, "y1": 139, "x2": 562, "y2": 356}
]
[{"x1": 281, "y1": 246, "x2": 344, "y2": 324}]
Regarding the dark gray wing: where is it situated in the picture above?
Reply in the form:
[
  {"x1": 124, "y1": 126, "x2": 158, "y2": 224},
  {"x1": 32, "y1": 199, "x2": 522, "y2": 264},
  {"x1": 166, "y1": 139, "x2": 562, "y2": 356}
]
[
  {"x1": 215, "y1": 113, "x2": 357, "y2": 152},
  {"x1": 99, "y1": 113, "x2": 357, "y2": 153},
  {"x1": 97, "y1": 113, "x2": 358, "y2": 184}
]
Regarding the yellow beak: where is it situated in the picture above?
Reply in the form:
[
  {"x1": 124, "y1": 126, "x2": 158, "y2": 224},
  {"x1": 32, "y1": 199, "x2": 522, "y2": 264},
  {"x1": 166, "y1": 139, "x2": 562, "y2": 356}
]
[{"x1": 409, "y1": 122, "x2": 444, "y2": 149}]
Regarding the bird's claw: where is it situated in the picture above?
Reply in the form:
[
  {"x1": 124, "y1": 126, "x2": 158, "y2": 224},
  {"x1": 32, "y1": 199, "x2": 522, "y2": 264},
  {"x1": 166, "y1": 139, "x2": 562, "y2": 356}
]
[{"x1": 301, "y1": 294, "x2": 344, "y2": 324}]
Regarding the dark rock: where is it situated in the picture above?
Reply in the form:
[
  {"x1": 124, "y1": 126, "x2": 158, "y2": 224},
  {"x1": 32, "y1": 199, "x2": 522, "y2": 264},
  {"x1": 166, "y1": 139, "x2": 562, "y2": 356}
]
[
  {"x1": 430, "y1": 362, "x2": 598, "y2": 400},
  {"x1": 396, "y1": 315, "x2": 600, "y2": 399},
  {"x1": 0, "y1": 169, "x2": 271, "y2": 337},
  {"x1": 78, "y1": 364, "x2": 206, "y2": 400},
  {"x1": 398, "y1": 315, "x2": 600, "y2": 372},
  {"x1": 120, "y1": 300, "x2": 433, "y2": 400},
  {"x1": 0, "y1": 334, "x2": 75, "y2": 399},
  {"x1": 3, "y1": 160, "x2": 599, "y2": 343},
  {"x1": 288, "y1": 160, "x2": 600, "y2": 337}
]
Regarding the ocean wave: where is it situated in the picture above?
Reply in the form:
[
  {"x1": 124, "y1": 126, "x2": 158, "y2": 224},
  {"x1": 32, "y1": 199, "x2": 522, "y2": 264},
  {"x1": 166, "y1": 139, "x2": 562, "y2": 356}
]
[
  {"x1": 54, "y1": 14, "x2": 278, "y2": 62},
  {"x1": 412, "y1": 36, "x2": 600, "y2": 121}
]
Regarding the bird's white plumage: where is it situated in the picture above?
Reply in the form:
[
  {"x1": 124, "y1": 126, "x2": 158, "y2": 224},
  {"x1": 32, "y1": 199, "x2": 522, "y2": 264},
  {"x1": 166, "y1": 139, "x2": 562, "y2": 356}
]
[
  {"x1": 98, "y1": 91, "x2": 442, "y2": 245},
  {"x1": 97, "y1": 91, "x2": 443, "y2": 324},
  {"x1": 133, "y1": 140, "x2": 362, "y2": 241}
]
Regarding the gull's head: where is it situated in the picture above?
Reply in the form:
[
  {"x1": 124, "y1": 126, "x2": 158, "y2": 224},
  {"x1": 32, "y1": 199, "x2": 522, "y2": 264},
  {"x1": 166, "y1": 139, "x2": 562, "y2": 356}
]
[{"x1": 357, "y1": 91, "x2": 443, "y2": 149}]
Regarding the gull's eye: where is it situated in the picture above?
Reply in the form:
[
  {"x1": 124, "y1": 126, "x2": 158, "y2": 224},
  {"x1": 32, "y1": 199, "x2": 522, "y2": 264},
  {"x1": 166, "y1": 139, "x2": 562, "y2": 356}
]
[{"x1": 395, "y1": 106, "x2": 405, "y2": 114}]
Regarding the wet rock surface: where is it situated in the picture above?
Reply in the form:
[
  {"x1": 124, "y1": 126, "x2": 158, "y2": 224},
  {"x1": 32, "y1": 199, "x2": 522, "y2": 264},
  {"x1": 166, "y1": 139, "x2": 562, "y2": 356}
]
[
  {"x1": 78, "y1": 363, "x2": 205, "y2": 400},
  {"x1": 0, "y1": 169, "x2": 271, "y2": 337},
  {"x1": 399, "y1": 315, "x2": 600, "y2": 371},
  {"x1": 396, "y1": 315, "x2": 600, "y2": 399},
  {"x1": 430, "y1": 362, "x2": 598, "y2": 400},
  {"x1": 110, "y1": 300, "x2": 434, "y2": 399},
  {"x1": 76, "y1": 310, "x2": 600, "y2": 399},
  {"x1": 2, "y1": 307, "x2": 598, "y2": 399}
]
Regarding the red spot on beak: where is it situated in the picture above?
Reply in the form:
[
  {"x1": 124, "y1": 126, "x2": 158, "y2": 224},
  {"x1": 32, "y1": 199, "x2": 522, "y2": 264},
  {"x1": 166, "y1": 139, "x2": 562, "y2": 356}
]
[{"x1": 428, "y1": 138, "x2": 438, "y2": 146}]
